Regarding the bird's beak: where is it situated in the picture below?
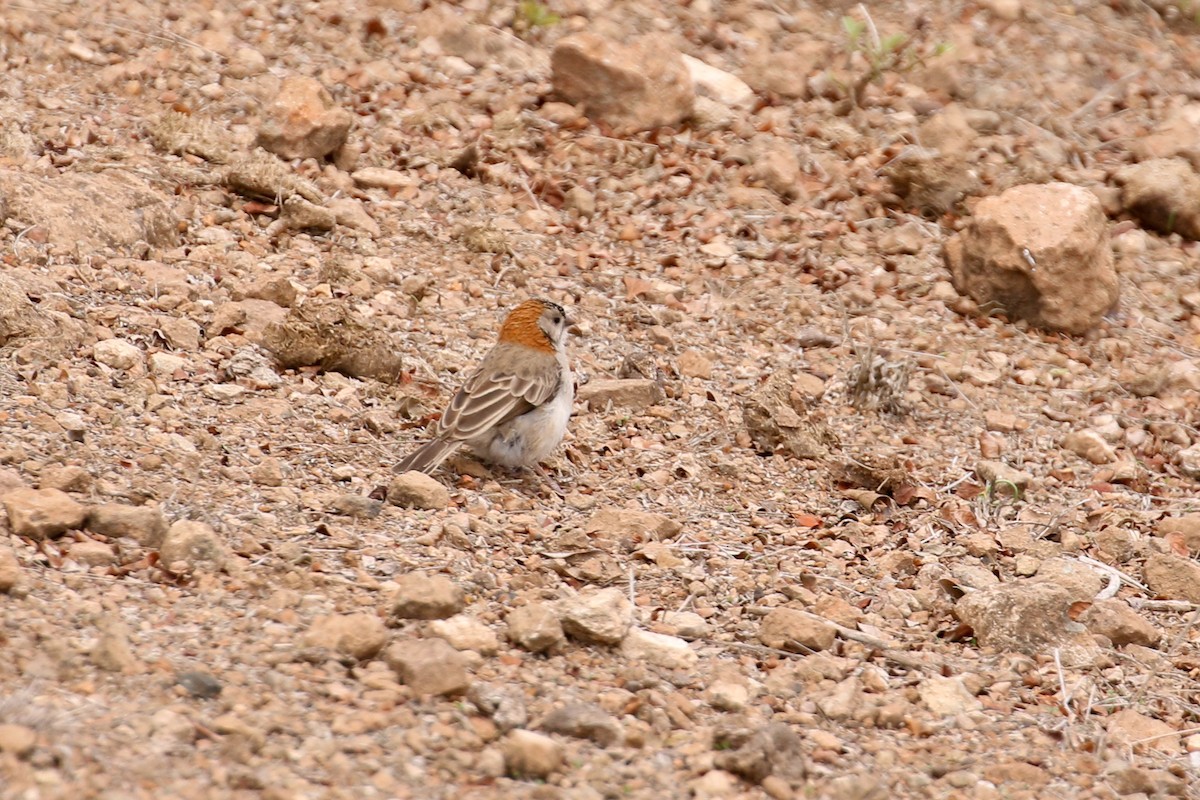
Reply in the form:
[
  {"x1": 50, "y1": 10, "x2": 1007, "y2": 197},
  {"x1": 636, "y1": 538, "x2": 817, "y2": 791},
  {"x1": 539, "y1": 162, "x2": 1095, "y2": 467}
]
[{"x1": 567, "y1": 318, "x2": 584, "y2": 337}]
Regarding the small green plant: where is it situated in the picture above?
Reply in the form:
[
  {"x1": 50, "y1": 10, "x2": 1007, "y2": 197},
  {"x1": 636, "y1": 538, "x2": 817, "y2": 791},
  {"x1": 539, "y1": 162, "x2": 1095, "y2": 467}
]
[
  {"x1": 515, "y1": 0, "x2": 560, "y2": 32},
  {"x1": 984, "y1": 479, "x2": 1023, "y2": 503},
  {"x1": 838, "y1": 6, "x2": 950, "y2": 107},
  {"x1": 1161, "y1": 1, "x2": 1200, "y2": 26},
  {"x1": 842, "y1": 15, "x2": 908, "y2": 70}
]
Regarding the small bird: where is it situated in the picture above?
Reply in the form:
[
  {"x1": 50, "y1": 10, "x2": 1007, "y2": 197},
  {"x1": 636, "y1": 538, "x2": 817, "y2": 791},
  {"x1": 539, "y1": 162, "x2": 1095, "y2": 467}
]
[{"x1": 395, "y1": 298, "x2": 574, "y2": 477}]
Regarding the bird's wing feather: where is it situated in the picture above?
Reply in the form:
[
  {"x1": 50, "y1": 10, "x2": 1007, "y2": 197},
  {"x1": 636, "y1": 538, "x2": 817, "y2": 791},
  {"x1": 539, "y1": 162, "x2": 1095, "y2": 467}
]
[
  {"x1": 437, "y1": 348, "x2": 562, "y2": 441},
  {"x1": 439, "y1": 381, "x2": 534, "y2": 440}
]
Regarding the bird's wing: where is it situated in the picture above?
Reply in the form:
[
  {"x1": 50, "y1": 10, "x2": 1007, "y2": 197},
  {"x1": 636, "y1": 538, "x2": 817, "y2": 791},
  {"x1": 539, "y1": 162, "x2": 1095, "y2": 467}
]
[{"x1": 437, "y1": 351, "x2": 562, "y2": 442}]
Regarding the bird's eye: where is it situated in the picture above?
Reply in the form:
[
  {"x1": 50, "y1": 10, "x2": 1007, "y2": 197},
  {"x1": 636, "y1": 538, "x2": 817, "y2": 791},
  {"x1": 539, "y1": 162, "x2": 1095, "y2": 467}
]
[{"x1": 554, "y1": 316, "x2": 562, "y2": 324}]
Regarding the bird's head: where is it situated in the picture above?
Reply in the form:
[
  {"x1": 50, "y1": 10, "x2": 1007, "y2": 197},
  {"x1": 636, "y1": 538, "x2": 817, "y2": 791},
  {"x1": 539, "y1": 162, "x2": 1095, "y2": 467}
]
[{"x1": 499, "y1": 298, "x2": 572, "y2": 352}]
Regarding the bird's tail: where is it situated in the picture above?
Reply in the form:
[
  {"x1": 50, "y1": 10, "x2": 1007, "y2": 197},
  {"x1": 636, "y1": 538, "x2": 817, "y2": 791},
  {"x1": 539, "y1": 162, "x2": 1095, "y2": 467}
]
[{"x1": 394, "y1": 439, "x2": 461, "y2": 475}]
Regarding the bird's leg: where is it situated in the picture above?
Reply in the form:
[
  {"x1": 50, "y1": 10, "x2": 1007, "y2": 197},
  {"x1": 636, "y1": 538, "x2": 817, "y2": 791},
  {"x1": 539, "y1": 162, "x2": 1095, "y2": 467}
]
[{"x1": 532, "y1": 463, "x2": 566, "y2": 498}]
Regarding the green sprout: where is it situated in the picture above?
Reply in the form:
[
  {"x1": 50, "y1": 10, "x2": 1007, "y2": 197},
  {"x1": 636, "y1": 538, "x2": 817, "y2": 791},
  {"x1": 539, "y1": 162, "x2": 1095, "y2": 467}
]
[
  {"x1": 985, "y1": 479, "x2": 1023, "y2": 503},
  {"x1": 838, "y1": 9, "x2": 951, "y2": 107},
  {"x1": 516, "y1": 0, "x2": 560, "y2": 31}
]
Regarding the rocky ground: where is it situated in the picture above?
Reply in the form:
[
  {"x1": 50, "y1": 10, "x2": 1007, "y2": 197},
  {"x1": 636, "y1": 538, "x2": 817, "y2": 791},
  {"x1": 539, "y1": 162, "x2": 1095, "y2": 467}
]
[{"x1": 2, "y1": 0, "x2": 1200, "y2": 798}]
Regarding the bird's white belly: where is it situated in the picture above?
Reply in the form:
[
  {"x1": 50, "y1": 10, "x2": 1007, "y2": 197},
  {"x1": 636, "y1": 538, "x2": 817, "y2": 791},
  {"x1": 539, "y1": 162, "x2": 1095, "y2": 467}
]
[{"x1": 470, "y1": 375, "x2": 573, "y2": 467}]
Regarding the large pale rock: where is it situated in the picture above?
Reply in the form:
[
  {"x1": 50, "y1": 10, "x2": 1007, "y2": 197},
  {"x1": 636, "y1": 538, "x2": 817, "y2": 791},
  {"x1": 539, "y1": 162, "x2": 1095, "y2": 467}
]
[
  {"x1": 0, "y1": 469, "x2": 24, "y2": 496},
  {"x1": 758, "y1": 608, "x2": 836, "y2": 653},
  {"x1": 49, "y1": 418, "x2": 85, "y2": 446},
  {"x1": 584, "y1": 508, "x2": 681, "y2": 541},
  {"x1": 209, "y1": 300, "x2": 286, "y2": 343},
  {"x1": 815, "y1": 676, "x2": 863, "y2": 721},
  {"x1": 1143, "y1": 552, "x2": 1200, "y2": 603},
  {"x1": 1106, "y1": 709, "x2": 1181, "y2": 755},
  {"x1": 251, "y1": 457, "x2": 285, "y2": 487},
  {"x1": 256, "y1": 76, "x2": 353, "y2": 160},
  {"x1": 1156, "y1": 514, "x2": 1200, "y2": 555},
  {"x1": 303, "y1": 612, "x2": 388, "y2": 660},
  {"x1": 159, "y1": 520, "x2": 228, "y2": 571},
  {"x1": 1031, "y1": 557, "x2": 1103, "y2": 604},
  {"x1": 390, "y1": 572, "x2": 464, "y2": 620},
  {"x1": 551, "y1": 33, "x2": 694, "y2": 133},
  {"x1": 690, "y1": 770, "x2": 738, "y2": 797},
  {"x1": 428, "y1": 614, "x2": 500, "y2": 655},
  {"x1": 502, "y1": 729, "x2": 563, "y2": 779},
  {"x1": 386, "y1": 472, "x2": 450, "y2": 509},
  {"x1": 558, "y1": 587, "x2": 632, "y2": 645},
  {"x1": 385, "y1": 638, "x2": 469, "y2": 696},
  {"x1": 93, "y1": 338, "x2": 143, "y2": 370},
  {"x1": 707, "y1": 679, "x2": 750, "y2": 712},
  {"x1": 68, "y1": 540, "x2": 116, "y2": 567},
  {"x1": 1132, "y1": 104, "x2": 1200, "y2": 162},
  {"x1": 979, "y1": 0, "x2": 1022, "y2": 19},
  {"x1": 918, "y1": 676, "x2": 982, "y2": 716},
  {"x1": 154, "y1": 316, "x2": 202, "y2": 351},
  {"x1": 577, "y1": 378, "x2": 665, "y2": 411},
  {"x1": 238, "y1": 275, "x2": 297, "y2": 308},
  {"x1": 944, "y1": 182, "x2": 1118, "y2": 333},
  {"x1": 227, "y1": 47, "x2": 267, "y2": 79},
  {"x1": 954, "y1": 582, "x2": 1100, "y2": 666},
  {"x1": 86, "y1": 503, "x2": 168, "y2": 547},
  {"x1": 1079, "y1": 600, "x2": 1160, "y2": 647},
  {"x1": 682, "y1": 55, "x2": 754, "y2": 108},
  {"x1": 619, "y1": 628, "x2": 698, "y2": 670},
  {"x1": 1062, "y1": 430, "x2": 1117, "y2": 464},
  {"x1": 3, "y1": 488, "x2": 87, "y2": 540},
  {"x1": 0, "y1": 170, "x2": 179, "y2": 251},
  {"x1": 507, "y1": 603, "x2": 565, "y2": 653},
  {"x1": 1178, "y1": 442, "x2": 1200, "y2": 479},
  {"x1": 1115, "y1": 158, "x2": 1200, "y2": 240}
]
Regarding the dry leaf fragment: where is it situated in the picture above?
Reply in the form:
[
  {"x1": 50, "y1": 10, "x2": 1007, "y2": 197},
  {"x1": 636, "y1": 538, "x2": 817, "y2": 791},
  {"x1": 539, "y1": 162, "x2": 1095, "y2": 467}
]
[{"x1": 842, "y1": 489, "x2": 886, "y2": 509}]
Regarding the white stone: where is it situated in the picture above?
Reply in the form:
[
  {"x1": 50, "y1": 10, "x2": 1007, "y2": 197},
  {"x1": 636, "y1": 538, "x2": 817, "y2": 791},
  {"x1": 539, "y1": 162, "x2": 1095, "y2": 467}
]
[
  {"x1": 148, "y1": 352, "x2": 187, "y2": 376},
  {"x1": 918, "y1": 676, "x2": 983, "y2": 716},
  {"x1": 429, "y1": 615, "x2": 500, "y2": 655},
  {"x1": 682, "y1": 55, "x2": 754, "y2": 108},
  {"x1": 93, "y1": 338, "x2": 142, "y2": 370},
  {"x1": 559, "y1": 587, "x2": 632, "y2": 645},
  {"x1": 1178, "y1": 443, "x2": 1200, "y2": 479},
  {"x1": 203, "y1": 384, "x2": 246, "y2": 401},
  {"x1": 707, "y1": 680, "x2": 750, "y2": 712},
  {"x1": 619, "y1": 627, "x2": 698, "y2": 670}
]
